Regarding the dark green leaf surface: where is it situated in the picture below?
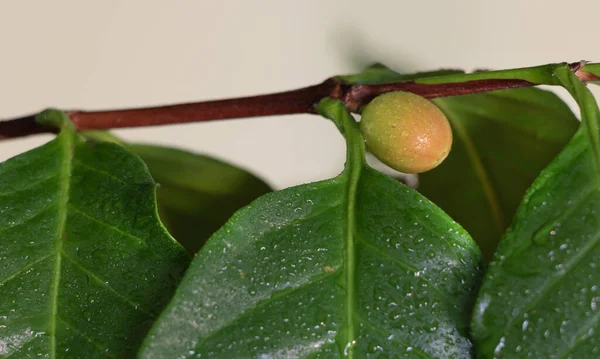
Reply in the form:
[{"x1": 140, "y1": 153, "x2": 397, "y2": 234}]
[
  {"x1": 422, "y1": 89, "x2": 579, "y2": 260},
  {"x1": 82, "y1": 132, "x2": 272, "y2": 254},
  {"x1": 128, "y1": 144, "x2": 272, "y2": 254},
  {"x1": 0, "y1": 111, "x2": 188, "y2": 358},
  {"x1": 471, "y1": 67, "x2": 600, "y2": 358},
  {"x1": 140, "y1": 99, "x2": 481, "y2": 358},
  {"x1": 342, "y1": 63, "x2": 579, "y2": 260}
]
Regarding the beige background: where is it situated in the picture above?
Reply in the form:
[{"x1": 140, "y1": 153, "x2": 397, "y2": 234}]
[{"x1": 1, "y1": 0, "x2": 599, "y2": 189}]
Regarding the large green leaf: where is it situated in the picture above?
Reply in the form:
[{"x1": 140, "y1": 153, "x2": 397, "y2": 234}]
[
  {"x1": 342, "y1": 64, "x2": 579, "y2": 260},
  {"x1": 82, "y1": 132, "x2": 272, "y2": 254},
  {"x1": 423, "y1": 89, "x2": 579, "y2": 260},
  {"x1": 471, "y1": 67, "x2": 600, "y2": 357},
  {"x1": 139, "y1": 99, "x2": 481, "y2": 358},
  {"x1": 0, "y1": 111, "x2": 189, "y2": 358}
]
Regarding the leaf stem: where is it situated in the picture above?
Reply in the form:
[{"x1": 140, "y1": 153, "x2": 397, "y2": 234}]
[
  {"x1": 315, "y1": 99, "x2": 365, "y2": 357},
  {"x1": 1, "y1": 62, "x2": 599, "y2": 141},
  {"x1": 49, "y1": 118, "x2": 74, "y2": 357}
]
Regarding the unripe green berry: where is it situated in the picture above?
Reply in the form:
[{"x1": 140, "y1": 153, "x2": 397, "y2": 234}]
[{"x1": 359, "y1": 91, "x2": 452, "y2": 174}]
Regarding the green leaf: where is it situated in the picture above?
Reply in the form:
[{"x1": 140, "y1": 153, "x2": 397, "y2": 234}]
[
  {"x1": 128, "y1": 144, "x2": 272, "y2": 254},
  {"x1": 83, "y1": 132, "x2": 273, "y2": 254},
  {"x1": 338, "y1": 63, "x2": 463, "y2": 85},
  {"x1": 413, "y1": 64, "x2": 562, "y2": 85},
  {"x1": 471, "y1": 67, "x2": 600, "y2": 357},
  {"x1": 421, "y1": 88, "x2": 579, "y2": 260},
  {"x1": 342, "y1": 63, "x2": 579, "y2": 260},
  {"x1": 139, "y1": 99, "x2": 481, "y2": 358},
  {"x1": 0, "y1": 111, "x2": 189, "y2": 358},
  {"x1": 341, "y1": 62, "x2": 572, "y2": 87},
  {"x1": 582, "y1": 62, "x2": 600, "y2": 83}
]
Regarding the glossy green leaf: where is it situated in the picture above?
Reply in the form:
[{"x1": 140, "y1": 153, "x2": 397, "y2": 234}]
[
  {"x1": 82, "y1": 132, "x2": 273, "y2": 254},
  {"x1": 342, "y1": 63, "x2": 579, "y2": 260},
  {"x1": 422, "y1": 89, "x2": 579, "y2": 260},
  {"x1": 471, "y1": 67, "x2": 600, "y2": 357},
  {"x1": 0, "y1": 111, "x2": 189, "y2": 358},
  {"x1": 140, "y1": 99, "x2": 481, "y2": 358}
]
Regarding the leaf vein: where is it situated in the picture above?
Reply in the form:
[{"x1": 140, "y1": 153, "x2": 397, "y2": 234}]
[
  {"x1": 436, "y1": 102, "x2": 505, "y2": 237},
  {"x1": 0, "y1": 254, "x2": 52, "y2": 286},
  {"x1": 67, "y1": 204, "x2": 163, "y2": 261},
  {"x1": 0, "y1": 201, "x2": 56, "y2": 234},
  {"x1": 557, "y1": 310, "x2": 600, "y2": 359},
  {"x1": 368, "y1": 182, "x2": 463, "y2": 263},
  {"x1": 196, "y1": 270, "x2": 338, "y2": 348},
  {"x1": 0, "y1": 241, "x2": 54, "y2": 260},
  {"x1": 495, "y1": 229, "x2": 600, "y2": 344},
  {"x1": 0, "y1": 174, "x2": 58, "y2": 198},
  {"x1": 49, "y1": 131, "x2": 73, "y2": 359},
  {"x1": 57, "y1": 316, "x2": 117, "y2": 358},
  {"x1": 61, "y1": 252, "x2": 152, "y2": 316},
  {"x1": 74, "y1": 160, "x2": 128, "y2": 185},
  {"x1": 354, "y1": 233, "x2": 456, "y2": 303},
  {"x1": 354, "y1": 313, "x2": 432, "y2": 359}
]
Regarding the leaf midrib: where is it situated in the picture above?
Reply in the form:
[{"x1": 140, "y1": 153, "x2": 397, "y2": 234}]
[
  {"x1": 343, "y1": 158, "x2": 360, "y2": 358},
  {"x1": 341, "y1": 104, "x2": 366, "y2": 358},
  {"x1": 437, "y1": 102, "x2": 505, "y2": 237},
  {"x1": 49, "y1": 131, "x2": 73, "y2": 358}
]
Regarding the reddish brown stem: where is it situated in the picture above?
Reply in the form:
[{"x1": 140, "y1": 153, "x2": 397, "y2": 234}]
[
  {"x1": 69, "y1": 79, "x2": 339, "y2": 131},
  {"x1": 0, "y1": 115, "x2": 57, "y2": 140},
  {"x1": 66, "y1": 78, "x2": 539, "y2": 128},
  {"x1": 1, "y1": 63, "x2": 599, "y2": 140}
]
